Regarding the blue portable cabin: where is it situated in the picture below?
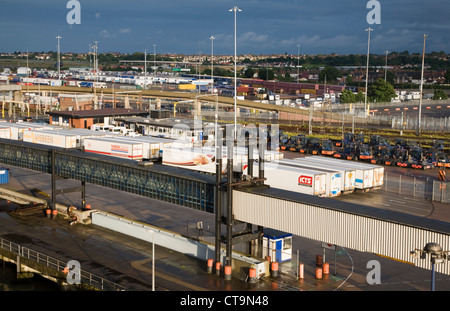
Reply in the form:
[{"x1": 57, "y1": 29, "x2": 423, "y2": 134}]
[
  {"x1": 262, "y1": 228, "x2": 293, "y2": 262},
  {"x1": 0, "y1": 168, "x2": 9, "y2": 184}
]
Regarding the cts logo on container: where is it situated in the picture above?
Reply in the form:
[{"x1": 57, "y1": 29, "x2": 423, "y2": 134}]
[{"x1": 298, "y1": 175, "x2": 313, "y2": 187}]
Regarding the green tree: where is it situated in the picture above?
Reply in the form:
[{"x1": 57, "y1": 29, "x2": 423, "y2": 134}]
[
  {"x1": 258, "y1": 68, "x2": 274, "y2": 80},
  {"x1": 355, "y1": 91, "x2": 365, "y2": 102},
  {"x1": 368, "y1": 78, "x2": 397, "y2": 103},
  {"x1": 244, "y1": 67, "x2": 255, "y2": 78},
  {"x1": 445, "y1": 70, "x2": 450, "y2": 84},
  {"x1": 339, "y1": 89, "x2": 356, "y2": 103},
  {"x1": 432, "y1": 89, "x2": 448, "y2": 100},
  {"x1": 318, "y1": 66, "x2": 341, "y2": 83}
]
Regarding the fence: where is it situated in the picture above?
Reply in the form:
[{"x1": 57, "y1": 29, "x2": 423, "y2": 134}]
[
  {"x1": 0, "y1": 237, "x2": 125, "y2": 291},
  {"x1": 383, "y1": 173, "x2": 450, "y2": 203}
]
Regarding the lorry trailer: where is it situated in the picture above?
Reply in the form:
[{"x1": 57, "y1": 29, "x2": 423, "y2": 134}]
[
  {"x1": 295, "y1": 156, "x2": 384, "y2": 191},
  {"x1": 83, "y1": 137, "x2": 144, "y2": 161},
  {"x1": 277, "y1": 159, "x2": 343, "y2": 196},
  {"x1": 285, "y1": 158, "x2": 356, "y2": 193}
]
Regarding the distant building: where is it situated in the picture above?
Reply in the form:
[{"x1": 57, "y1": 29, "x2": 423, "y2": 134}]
[
  {"x1": 59, "y1": 94, "x2": 95, "y2": 111},
  {"x1": 48, "y1": 108, "x2": 149, "y2": 129},
  {"x1": 17, "y1": 67, "x2": 31, "y2": 77}
]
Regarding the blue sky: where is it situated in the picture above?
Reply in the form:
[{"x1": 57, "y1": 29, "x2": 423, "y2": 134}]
[{"x1": 0, "y1": 0, "x2": 449, "y2": 55}]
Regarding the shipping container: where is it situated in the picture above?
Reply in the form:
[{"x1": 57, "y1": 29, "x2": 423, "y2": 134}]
[
  {"x1": 0, "y1": 123, "x2": 51, "y2": 140},
  {"x1": 288, "y1": 158, "x2": 356, "y2": 193},
  {"x1": 259, "y1": 162, "x2": 328, "y2": 197},
  {"x1": 297, "y1": 156, "x2": 384, "y2": 190},
  {"x1": 162, "y1": 145, "x2": 253, "y2": 174},
  {"x1": 50, "y1": 128, "x2": 109, "y2": 147},
  {"x1": 0, "y1": 127, "x2": 11, "y2": 139},
  {"x1": 23, "y1": 130, "x2": 78, "y2": 148},
  {"x1": 109, "y1": 136, "x2": 192, "y2": 160},
  {"x1": 278, "y1": 159, "x2": 342, "y2": 197},
  {"x1": 83, "y1": 137, "x2": 144, "y2": 161}
]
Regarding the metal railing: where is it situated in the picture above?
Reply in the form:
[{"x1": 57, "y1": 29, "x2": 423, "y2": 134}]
[
  {"x1": 0, "y1": 237, "x2": 126, "y2": 291},
  {"x1": 383, "y1": 173, "x2": 450, "y2": 203}
]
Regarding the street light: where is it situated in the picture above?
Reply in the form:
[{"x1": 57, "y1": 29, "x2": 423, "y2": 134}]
[
  {"x1": 210, "y1": 36, "x2": 215, "y2": 95},
  {"x1": 56, "y1": 36, "x2": 62, "y2": 81},
  {"x1": 229, "y1": 6, "x2": 241, "y2": 139},
  {"x1": 411, "y1": 242, "x2": 448, "y2": 291},
  {"x1": 417, "y1": 34, "x2": 427, "y2": 136},
  {"x1": 297, "y1": 44, "x2": 300, "y2": 84},
  {"x1": 364, "y1": 27, "x2": 373, "y2": 118},
  {"x1": 384, "y1": 50, "x2": 389, "y2": 81}
]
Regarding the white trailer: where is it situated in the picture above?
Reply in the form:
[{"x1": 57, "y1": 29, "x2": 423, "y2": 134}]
[
  {"x1": 0, "y1": 123, "x2": 50, "y2": 140},
  {"x1": 298, "y1": 156, "x2": 383, "y2": 190},
  {"x1": 108, "y1": 136, "x2": 190, "y2": 160},
  {"x1": 278, "y1": 159, "x2": 342, "y2": 197},
  {"x1": 23, "y1": 130, "x2": 78, "y2": 148},
  {"x1": 83, "y1": 137, "x2": 144, "y2": 161},
  {"x1": 288, "y1": 158, "x2": 357, "y2": 193},
  {"x1": 0, "y1": 127, "x2": 11, "y2": 139},
  {"x1": 260, "y1": 162, "x2": 328, "y2": 197}
]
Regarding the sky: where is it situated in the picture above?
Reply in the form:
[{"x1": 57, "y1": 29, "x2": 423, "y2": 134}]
[{"x1": 0, "y1": 0, "x2": 449, "y2": 56}]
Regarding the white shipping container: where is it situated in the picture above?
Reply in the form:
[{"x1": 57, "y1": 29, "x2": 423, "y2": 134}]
[
  {"x1": 289, "y1": 158, "x2": 356, "y2": 193},
  {"x1": 278, "y1": 159, "x2": 342, "y2": 197},
  {"x1": 256, "y1": 162, "x2": 328, "y2": 197},
  {"x1": 83, "y1": 137, "x2": 144, "y2": 161},
  {"x1": 298, "y1": 156, "x2": 383, "y2": 190},
  {"x1": 0, "y1": 127, "x2": 11, "y2": 139},
  {"x1": 0, "y1": 123, "x2": 48, "y2": 140},
  {"x1": 162, "y1": 145, "x2": 254, "y2": 174},
  {"x1": 23, "y1": 130, "x2": 78, "y2": 148}
]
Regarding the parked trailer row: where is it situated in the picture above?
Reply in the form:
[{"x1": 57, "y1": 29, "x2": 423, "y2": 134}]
[
  {"x1": 294, "y1": 156, "x2": 384, "y2": 191},
  {"x1": 277, "y1": 159, "x2": 342, "y2": 197},
  {"x1": 285, "y1": 158, "x2": 356, "y2": 193}
]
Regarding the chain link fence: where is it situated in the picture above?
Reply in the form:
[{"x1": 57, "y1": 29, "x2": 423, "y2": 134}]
[{"x1": 383, "y1": 173, "x2": 450, "y2": 203}]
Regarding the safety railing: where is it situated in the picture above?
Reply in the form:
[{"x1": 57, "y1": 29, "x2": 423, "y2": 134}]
[{"x1": 0, "y1": 237, "x2": 126, "y2": 291}]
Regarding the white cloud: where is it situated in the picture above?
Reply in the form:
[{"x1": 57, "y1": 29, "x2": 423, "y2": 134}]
[{"x1": 119, "y1": 28, "x2": 131, "y2": 34}]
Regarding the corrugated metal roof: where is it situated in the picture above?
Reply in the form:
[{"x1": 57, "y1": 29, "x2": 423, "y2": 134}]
[{"x1": 239, "y1": 186, "x2": 450, "y2": 235}]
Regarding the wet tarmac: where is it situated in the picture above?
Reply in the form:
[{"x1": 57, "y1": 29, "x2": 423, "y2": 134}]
[{"x1": 0, "y1": 163, "x2": 450, "y2": 295}]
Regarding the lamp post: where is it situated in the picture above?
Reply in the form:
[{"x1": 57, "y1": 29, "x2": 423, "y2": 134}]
[
  {"x1": 364, "y1": 27, "x2": 373, "y2": 118},
  {"x1": 210, "y1": 36, "x2": 215, "y2": 95},
  {"x1": 153, "y1": 44, "x2": 156, "y2": 75},
  {"x1": 384, "y1": 50, "x2": 389, "y2": 81},
  {"x1": 229, "y1": 6, "x2": 241, "y2": 139},
  {"x1": 417, "y1": 34, "x2": 427, "y2": 136},
  {"x1": 144, "y1": 49, "x2": 147, "y2": 90},
  {"x1": 297, "y1": 44, "x2": 300, "y2": 84},
  {"x1": 56, "y1": 36, "x2": 62, "y2": 81},
  {"x1": 411, "y1": 242, "x2": 448, "y2": 291}
]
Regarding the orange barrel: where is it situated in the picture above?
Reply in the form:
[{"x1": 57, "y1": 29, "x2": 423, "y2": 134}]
[
  {"x1": 207, "y1": 259, "x2": 213, "y2": 274},
  {"x1": 224, "y1": 265, "x2": 232, "y2": 281},
  {"x1": 248, "y1": 268, "x2": 257, "y2": 283},
  {"x1": 215, "y1": 262, "x2": 222, "y2": 276},
  {"x1": 323, "y1": 262, "x2": 329, "y2": 275},
  {"x1": 316, "y1": 255, "x2": 323, "y2": 266},
  {"x1": 85, "y1": 203, "x2": 91, "y2": 210},
  {"x1": 299, "y1": 263, "x2": 304, "y2": 279},
  {"x1": 270, "y1": 261, "x2": 279, "y2": 278},
  {"x1": 315, "y1": 267, "x2": 322, "y2": 279},
  {"x1": 46, "y1": 209, "x2": 51, "y2": 218},
  {"x1": 51, "y1": 209, "x2": 58, "y2": 219}
]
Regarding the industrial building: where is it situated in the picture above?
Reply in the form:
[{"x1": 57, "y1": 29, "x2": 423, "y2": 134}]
[{"x1": 48, "y1": 108, "x2": 149, "y2": 129}]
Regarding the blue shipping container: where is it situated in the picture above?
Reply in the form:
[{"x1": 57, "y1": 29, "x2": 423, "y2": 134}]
[{"x1": 0, "y1": 169, "x2": 9, "y2": 184}]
